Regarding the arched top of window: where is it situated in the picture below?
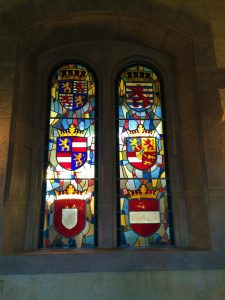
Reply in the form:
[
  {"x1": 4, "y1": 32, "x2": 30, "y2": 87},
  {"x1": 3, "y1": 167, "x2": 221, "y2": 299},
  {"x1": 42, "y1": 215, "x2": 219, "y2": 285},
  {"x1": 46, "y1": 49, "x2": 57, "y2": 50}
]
[
  {"x1": 117, "y1": 64, "x2": 163, "y2": 119},
  {"x1": 50, "y1": 63, "x2": 96, "y2": 118},
  {"x1": 116, "y1": 64, "x2": 173, "y2": 247}
]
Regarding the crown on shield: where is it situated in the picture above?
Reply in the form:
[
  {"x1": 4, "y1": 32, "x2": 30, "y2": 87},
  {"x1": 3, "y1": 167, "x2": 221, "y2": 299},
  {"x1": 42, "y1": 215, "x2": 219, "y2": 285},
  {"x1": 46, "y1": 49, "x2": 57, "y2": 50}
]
[
  {"x1": 127, "y1": 124, "x2": 152, "y2": 137},
  {"x1": 58, "y1": 124, "x2": 87, "y2": 137},
  {"x1": 55, "y1": 184, "x2": 87, "y2": 200},
  {"x1": 60, "y1": 68, "x2": 88, "y2": 80},
  {"x1": 125, "y1": 70, "x2": 154, "y2": 82},
  {"x1": 128, "y1": 184, "x2": 159, "y2": 199}
]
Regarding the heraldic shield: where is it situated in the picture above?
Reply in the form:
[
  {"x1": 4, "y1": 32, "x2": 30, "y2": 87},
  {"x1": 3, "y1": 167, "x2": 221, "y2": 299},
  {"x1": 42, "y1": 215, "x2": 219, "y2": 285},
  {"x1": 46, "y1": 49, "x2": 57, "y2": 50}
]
[
  {"x1": 126, "y1": 136, "x2": 157, "y2": 170},
  {"x1": 125, "y1": 82, "x2": 154, "y2": 111},
  {"x1": 128, "y1": 185, "x2": 160, "y2": 237},
  {"x1": 58, "y1": 80, "x2": 88, "y2": 110},
  {"x1": 56, "y1": 124, "x2": 87, "y2": 171},
  {"x1": 54, "y1": 184, "x2": 86, "y2": 238}
]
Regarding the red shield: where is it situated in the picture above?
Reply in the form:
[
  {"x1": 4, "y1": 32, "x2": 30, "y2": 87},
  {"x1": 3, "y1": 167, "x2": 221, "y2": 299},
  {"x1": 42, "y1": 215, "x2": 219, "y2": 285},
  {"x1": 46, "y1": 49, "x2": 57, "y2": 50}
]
[
  {"x1": 127, "y1": 137, "x2": 157, "y2": 170},
  {"x1": 54, "y1": 199, "x2": 86, "y2": 238},
  {"x1": 129, "y1": 198, "x2": 160, "y2": 237}
]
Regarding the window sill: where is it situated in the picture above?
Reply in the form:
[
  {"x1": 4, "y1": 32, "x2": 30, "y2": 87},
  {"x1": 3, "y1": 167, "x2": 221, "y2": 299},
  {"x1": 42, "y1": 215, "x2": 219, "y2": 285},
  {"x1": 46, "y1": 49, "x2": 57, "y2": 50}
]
[{"x1": 0, "y1": 248, "x2": 224, "y2": 275}]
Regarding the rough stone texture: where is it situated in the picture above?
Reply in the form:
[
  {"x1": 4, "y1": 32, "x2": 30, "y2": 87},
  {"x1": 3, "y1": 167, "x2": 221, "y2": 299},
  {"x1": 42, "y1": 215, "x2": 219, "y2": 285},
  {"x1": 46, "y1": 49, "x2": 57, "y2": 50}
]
[
  {"x1": 209, "y1": 0, "x2": 225, "y2": 68},
  {"x1": 197, "y1": 86, "x2": 223, "y2": 125},
  {"x1": 0, "y1": 117, "x2": 11, "y2": 205},
  {"x1": 179, "y1": 127, "x2": 203, "y2": 192},
  {"x1": 185, "y1": 191, "x2": 210, "y2": 248},
  {"x1": 0, "y1": 89, "x2": 13, "y2": 117},
  {"x1": 0, "y1": 65, "x2": 16, "y2": 89},
  {"x1": 0, "y1": 38, "x2": 17, "y2": 65},
  {"x1": 206, "y1": 150, "x2": 225, "y2": 190},
  {"x1": 0, "y1": 270, "x2": 225, "y2": 300},
  {"x1": 208, "y1": 191, "x2": 225, "y2": 250},
  {"x1": 3, "y1": 204, "x2": 28, "y2": 254},
  {"x1": 0, "y1": 0, "x2": 224, "y2": 297},
  {"x1": 6, "y1": 143, "x2": 31, "y2": 206}
]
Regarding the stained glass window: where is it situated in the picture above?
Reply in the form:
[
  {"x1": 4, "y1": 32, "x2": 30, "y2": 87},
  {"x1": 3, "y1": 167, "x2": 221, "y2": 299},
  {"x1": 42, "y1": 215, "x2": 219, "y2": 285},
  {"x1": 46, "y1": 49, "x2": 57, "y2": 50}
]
[
  {"x1": 117, "y1": 64, "x2": 173, "y2": 247},
  {"x1": 40, "y1": 63, "x2": 97, "y2": 249}
]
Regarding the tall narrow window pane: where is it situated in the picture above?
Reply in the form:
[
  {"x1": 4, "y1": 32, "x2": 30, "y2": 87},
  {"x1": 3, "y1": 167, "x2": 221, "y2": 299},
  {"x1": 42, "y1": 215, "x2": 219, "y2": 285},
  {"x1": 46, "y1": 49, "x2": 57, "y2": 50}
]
[
  {"x1": 40, "y1": 63, "x2": 97, "y2": 249},
  {"x1": 117, "y1": 64, "x2": 173, "y2": 247}
]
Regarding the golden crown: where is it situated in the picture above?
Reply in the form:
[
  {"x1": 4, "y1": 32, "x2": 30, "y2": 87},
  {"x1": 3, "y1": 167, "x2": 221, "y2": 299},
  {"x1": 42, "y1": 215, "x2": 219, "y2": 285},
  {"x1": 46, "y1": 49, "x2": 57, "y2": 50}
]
[
  {"x1": 55, "y1": 184, "x2": 87, "y2": 200},
  {"x1": 128, "y1": 184, "x2": 159, "y2": 199},
  {"x1": 125, "y1": 70, "x2": 156, "y2": 82},
  {"x1": 59, "y1": 68, "x2": 88, "y2": 80},
  {"x1": 58, "y1": 124, "x2": 87, "y2": 137},
  {"x1": 127, "y1": 124, "x2": 152, "y2": 137}
]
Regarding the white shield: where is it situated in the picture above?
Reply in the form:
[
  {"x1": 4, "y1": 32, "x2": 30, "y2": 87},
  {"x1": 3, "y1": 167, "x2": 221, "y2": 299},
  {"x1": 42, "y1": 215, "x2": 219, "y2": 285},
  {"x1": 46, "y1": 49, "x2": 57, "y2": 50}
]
[{"x1": 62, "y1": 208, "x2": 78, "y2": 229}]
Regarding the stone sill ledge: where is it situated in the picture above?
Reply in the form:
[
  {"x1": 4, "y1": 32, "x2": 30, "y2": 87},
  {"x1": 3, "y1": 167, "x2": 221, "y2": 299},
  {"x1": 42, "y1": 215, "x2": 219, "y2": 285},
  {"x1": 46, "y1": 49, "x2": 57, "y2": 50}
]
[{"x1": 0, "y1": 248, "x2": 224, "y2": 274}]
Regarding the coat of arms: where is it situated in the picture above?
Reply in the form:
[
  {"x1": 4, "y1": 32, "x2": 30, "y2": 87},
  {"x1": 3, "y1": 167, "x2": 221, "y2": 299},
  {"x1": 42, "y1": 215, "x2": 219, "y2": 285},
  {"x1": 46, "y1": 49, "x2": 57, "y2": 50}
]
[
  {"x1": 58, "y1": 80, "x2": 88, "y2": 110},
  {"x1": 128, "y1": 184, "x2": 160, "y2": 237},
  {"x1": 54, "y1": 184, "x2": 86, "y2": 238},
  {"x1": 126, "y1": 124, "x2": 157, "y2": 170},
  {"x1": 125, "y1": 82, "x2": 153, "y2": 111},
  {"x1": 56, "y1": 124, "x2": 87, "y2": 171}
]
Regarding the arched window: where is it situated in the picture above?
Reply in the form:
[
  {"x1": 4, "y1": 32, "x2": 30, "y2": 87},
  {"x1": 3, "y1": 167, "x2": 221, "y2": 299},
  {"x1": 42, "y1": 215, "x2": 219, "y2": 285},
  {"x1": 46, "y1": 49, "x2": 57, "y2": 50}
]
[
  {"x1": 39, "y1": 63, "x2": 97, "y2": 249},
  {"x1": 39, "y1": 62, "x2": 172, "y2": 250},
  {"x1": 116, "y1": 64, "x2": 173, "y2": 247}
]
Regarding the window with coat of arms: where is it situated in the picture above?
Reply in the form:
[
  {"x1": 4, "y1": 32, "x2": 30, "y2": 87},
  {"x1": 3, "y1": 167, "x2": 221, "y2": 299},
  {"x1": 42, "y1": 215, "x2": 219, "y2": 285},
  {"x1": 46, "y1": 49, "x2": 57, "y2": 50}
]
[
  {"x1": 116, "y1": 65, "x2": 173, "y2": 247},
  {"x1": 39, "y1": 62, "x2": 173, "y2": 249},
  {"x1": 39, "y1": 63, "x2": 97, "y2": 249}
]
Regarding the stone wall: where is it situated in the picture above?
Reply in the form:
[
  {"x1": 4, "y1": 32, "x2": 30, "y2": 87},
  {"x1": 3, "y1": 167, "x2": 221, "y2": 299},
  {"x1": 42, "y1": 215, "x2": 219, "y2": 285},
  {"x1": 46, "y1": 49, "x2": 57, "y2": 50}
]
[
  {"x1": 0, "y1": 270, "x2": 225, "y2": 300},
  {"x1": 0, "y1": 0, "x2": 224, "y2": 298}
]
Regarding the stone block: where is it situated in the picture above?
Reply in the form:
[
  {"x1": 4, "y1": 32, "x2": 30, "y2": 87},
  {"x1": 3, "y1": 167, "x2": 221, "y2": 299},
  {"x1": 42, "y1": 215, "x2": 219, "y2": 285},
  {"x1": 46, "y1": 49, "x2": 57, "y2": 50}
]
[
  {"x1": 186, "y1": 191, "x2": 210, "y2": 248},
  {"x1": 117, "y1": 17, "x2": 142, "y2": 44},
  {"x1": 197, "y1": 68, "x2": 225, "y2": 90},
  {"x1": 163, "y1": 29, "x2": 190, "y2": 56},
  {"x1": 0, "y1": 204, "x2": 4, "y2": 253},
  {"x1": 118, "y1": 0, "x2": 147, "y2": 17},
  {"x1": 210, "y1": 68, "x2": 225, "y2": 88},
  {"x1": 175, "y1": 44, "x2": 194, "y2": 76},
  {"x1": 208, "y1": 191, "x2": 225, "y2": 250},
  {"x1": 0, "y1": 1, "x2": 40, "y2": 35},
  {"x1": 2, "y1": 269, "x2": 225, "y2": 300},
  {"x1": 147, "y1": 1, "x2": 178, "y2": 26},
  {"x1": 139, "y1": 20, "x2": 168, "y2": 51},
  {"x1": 179, "y1": 127, "x2": 207, "y2": 191},
  {"x1": 91, "y1": 15, "x2": 118, "y2": 41},
  {"x1": 3, "y1": 204, "x2": 27, "y2": 254},
  {"x1": 180, "y1": 127, "x2": 204, "y2": 192},
  {"x1": 0, "y1": 38, "x2": 17, "y2": 64},
  {"x1": 34, "y1": 0, "x2": 118, "y2": 20},
  {"x1": 37, "y1": 17, "x2": 93, "y2": 52},
  {"x1": 0, "y1": 89, "x2": 13, "y2": 117},
  {"x1": 175, "y1": 10, "x2": 211, "y2": 38},
  {"x1": 0, "y1": 65, "x2": 16, "y2": 89},
  {"x1": 180, "y1": 126, "x2": 201, "y2": 154},
  {"x1": 0, "y1": 117, "x2": 11, "y2": 205},
  {"x1": 206, "y1": 150, "x2": 225, "y2": 190},
  {"x1": 203, "y1": 122, "x2": 225, "y2": 152},
  {"x1": 197, "y1": 87, "x2": 222, "y2": 124},
  {"x1": 13, "y1": 120, "x2": 33, "y2": 148},
  {"x1": 177, "y1": 1, "x2": 210, "y2": 22},
  {"x1": 6, "y1": 143, "x2": 31, "y2": 206},
  {"x1": 176, "y1": 88, "x2": 198, "y2": 129},
  {"x1": 194, "y1": 41, "x2": 216, "y2": 68}
]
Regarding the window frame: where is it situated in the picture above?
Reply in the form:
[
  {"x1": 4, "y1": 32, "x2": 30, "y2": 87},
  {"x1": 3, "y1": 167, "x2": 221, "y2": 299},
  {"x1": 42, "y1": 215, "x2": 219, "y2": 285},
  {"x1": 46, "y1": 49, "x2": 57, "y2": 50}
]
[{"x1": 0, "y1": 39, "x2": 212, "y2": 274}]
